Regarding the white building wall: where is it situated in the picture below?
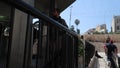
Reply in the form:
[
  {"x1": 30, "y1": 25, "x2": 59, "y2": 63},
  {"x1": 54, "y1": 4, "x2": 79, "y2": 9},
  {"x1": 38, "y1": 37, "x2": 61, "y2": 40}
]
[
  {"x1": 112, "y1": 16, "x2": 120, "y2": 33},
  {"x1": 95, "y1": 24, "x2": 106, "y2": 33},
  {"x1": 112, "y1": 18, "x2": 115, "y2": 32}
]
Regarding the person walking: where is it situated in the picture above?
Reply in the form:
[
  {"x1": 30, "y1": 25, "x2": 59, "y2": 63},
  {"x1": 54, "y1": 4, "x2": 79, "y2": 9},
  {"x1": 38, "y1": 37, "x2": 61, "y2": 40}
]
[
  {"x1": 110, "y1": 40, "x2": 118, "y2": 68},
  {"x1": 105, "y1": 39, "x2": 118, "y2": 68}
]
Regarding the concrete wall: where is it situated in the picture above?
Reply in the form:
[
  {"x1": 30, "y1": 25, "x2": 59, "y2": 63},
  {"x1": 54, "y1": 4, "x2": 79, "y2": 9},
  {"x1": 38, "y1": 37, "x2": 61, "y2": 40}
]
[{"x1": 84, "y1": 34, "x2": 120, "y2": 42}]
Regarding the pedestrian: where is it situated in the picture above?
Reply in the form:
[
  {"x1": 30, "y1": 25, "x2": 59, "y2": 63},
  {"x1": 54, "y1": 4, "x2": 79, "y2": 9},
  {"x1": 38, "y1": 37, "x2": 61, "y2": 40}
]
[
  {"x1": 52, "y1": 8, "x2": 68, "y2": 28},
  {"x1": 104, "y1": 37, "x2": 111, "y2": 55},
  {"x1": 110, "y1": 40, "x2": 119, "y2": 68},
  {"x1": 110, "y1": 40, "x2": 118, "y2": 55},
  {"x1": 105, "y1": 39, "x2": 117, "y2": 68},
  {"x1": 50, "y1": 8, "x2": 68, "y2": 68},
  {"x1": 50, "y1": 8, "x2": 68, "y2": 41}
]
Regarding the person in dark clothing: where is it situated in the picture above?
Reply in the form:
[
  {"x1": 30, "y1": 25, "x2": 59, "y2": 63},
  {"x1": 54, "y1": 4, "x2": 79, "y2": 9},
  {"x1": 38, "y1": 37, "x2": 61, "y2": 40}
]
[
  {"x1": 49, "y1": 8, "x2": 68, "y2": 67},
  {"x1": 105, "y1": 40, "x2": 117, "y2": 68},
  {"x1": 50, "y1": 8, "x2": 68, "y2": 41},
  {"x1": 104, "y1": 37, "x2": 111, "y2": 55},
  {"x1": 110, "y1": 40, "x2": 118, "y2": 55},
  {"x1": 52, "y1": 8, "x2": 68, "y2": 28}
]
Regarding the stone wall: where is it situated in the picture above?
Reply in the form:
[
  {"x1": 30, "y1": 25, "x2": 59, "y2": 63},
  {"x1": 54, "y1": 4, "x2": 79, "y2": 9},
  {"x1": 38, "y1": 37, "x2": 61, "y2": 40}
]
[
  {"x1": 84, "y1": 34, "x2": 120, "y2": 42},
  {"x1": 91, "y1": 42, "x2": 120, "y2": 53}
]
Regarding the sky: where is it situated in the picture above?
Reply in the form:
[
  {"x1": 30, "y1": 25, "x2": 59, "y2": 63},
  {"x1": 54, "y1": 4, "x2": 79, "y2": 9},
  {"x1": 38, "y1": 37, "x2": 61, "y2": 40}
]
[{"x1": 60, "y1": 0, "x2": 120, "y2": 34}]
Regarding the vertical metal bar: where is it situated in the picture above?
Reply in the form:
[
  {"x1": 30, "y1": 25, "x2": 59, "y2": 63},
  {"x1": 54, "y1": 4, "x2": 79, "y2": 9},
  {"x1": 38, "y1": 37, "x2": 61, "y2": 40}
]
[
  {"x1": 44, "y1": 24, "x2": 50, "y2": 68},
  {"x1": 36, "y1": 20, "x2": 43, "y2": 68},
  {"x1": 68, "y1": 36, "x2": 72, "y2": 68},
  {"x1": 56, "y1": 29, "x2": 59, "y2": 68},
  {"x1": 6, "y1": 5, "x2": 15, "y2": 68},
  {"x1": 49, "y1": 27, "x2": 53, "y2": 67},
  {"x1": 51, "y1": 27, "x2": 55, "y2": 68},
  {"x1": 8, "y1": 9, "x2": 28, "y2": 68},
  {"x1": 71, "y1": 37, "x2": 74, "y2": 68},
  {"x1": 67, "y1": 36, "x2": 70, "y2": 68},
  {"x1": 23, "y1": 15, "x2": 33, "y2": 68},
  {"x1": 62, "y1": 32, "x2": 67, "y2": 68},
  {"x1": 73, "y1": 37, "x2": 76, "y2": 68},
  {"x1": 75, "y1": 37, "x2": 78, "y2": 68},
  {"x1": 66, "y1": 34, "x2": 69, "y2": 68}
]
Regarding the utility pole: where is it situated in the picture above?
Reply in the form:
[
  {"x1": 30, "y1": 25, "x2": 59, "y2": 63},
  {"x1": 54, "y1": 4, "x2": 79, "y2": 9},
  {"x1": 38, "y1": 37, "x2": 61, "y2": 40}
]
[{"x1": 69, "y1": 6, "x2": 73, "y2": 28}]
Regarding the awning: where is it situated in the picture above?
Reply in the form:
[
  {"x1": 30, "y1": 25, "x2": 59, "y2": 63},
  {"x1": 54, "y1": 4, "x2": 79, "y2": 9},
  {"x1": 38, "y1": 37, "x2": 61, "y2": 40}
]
[
  {"x1": 56, "y1": 0, "x2": 76, "y2": 12},
  {"x1": 35, "y1": 0, "x2": 76, "y2": 13}
]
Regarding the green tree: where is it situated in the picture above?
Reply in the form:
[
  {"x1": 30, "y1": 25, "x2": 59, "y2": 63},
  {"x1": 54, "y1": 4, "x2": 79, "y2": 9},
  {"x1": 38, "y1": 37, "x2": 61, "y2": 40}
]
[
  {"x1": 78, "y1": 39, "x2": 84, "y2": 57},
  {"x1": 75, "y1": 19, "x2": 80, "y2": 30},
  {"x1": 70, "y1": 25, "x2": 75, "y2": 32}
]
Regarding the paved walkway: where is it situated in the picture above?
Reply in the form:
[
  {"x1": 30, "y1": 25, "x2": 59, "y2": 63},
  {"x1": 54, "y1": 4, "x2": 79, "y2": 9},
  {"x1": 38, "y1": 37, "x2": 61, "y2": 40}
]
[
  {"x1": 98, "y1": 52, "x2": 120, "y2": 68},
  {"x1": 88, "y1": 52, "x2": 108, "y2": 68},
  {"x1": 97, "y1": 52, "x2": 109, "y2": 68}
]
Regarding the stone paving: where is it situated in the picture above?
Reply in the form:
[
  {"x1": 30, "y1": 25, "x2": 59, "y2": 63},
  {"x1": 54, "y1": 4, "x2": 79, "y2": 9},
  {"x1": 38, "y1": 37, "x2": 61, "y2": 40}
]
[
  {"x1": 97, "y1": 52, "x2": 109, "y2": 68},
  {"x1": 89, "y1": 42, "x2": 120, "y2": 68},
  {"x1": 98, "y1": 52, "x2": 120, "y2": 68}
]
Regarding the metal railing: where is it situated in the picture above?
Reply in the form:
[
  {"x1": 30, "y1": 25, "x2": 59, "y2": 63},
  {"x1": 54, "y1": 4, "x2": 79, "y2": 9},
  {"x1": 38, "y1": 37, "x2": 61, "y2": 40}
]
[
  {"x1": 85, "y1": 41, "x2": 95, "y2": 67},
  {"x1": 32, "y1": 21, "x2": 78, "y2": 68},
  {"x1": 2, "y1": 0, "x2": 79, "y2": 68}
]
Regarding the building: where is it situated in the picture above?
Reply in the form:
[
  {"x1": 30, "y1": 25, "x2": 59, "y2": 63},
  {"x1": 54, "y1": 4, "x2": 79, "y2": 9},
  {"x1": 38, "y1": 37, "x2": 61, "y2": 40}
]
[
  {"x1": 85, "y1": 28, "x2": 96, "y2": 34},
  {"x1": 112, "y1": 16, "x2": 120, "y2": 33},
  {"x1": 85, "y1": 24, "x2": 107, "y2": 34},
  {"x1": 95, "y1": 24, "x2": 106, "y2": 33}
]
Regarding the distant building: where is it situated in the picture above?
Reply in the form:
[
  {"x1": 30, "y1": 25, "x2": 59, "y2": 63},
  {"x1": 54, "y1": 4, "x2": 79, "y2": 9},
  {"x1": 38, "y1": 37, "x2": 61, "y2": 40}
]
[
  {"x1": 85, "y1": 28, "x2": 96, "y2": 34},
  {"x1": 95, "y1": 24, "x2": 106, "y2": 33},
  {"x1": 112, "y1": 16, "x2": 120, "y2": 33},
  {"x1": 85, "y1": 24, "x2": 107, "y2": 34}
]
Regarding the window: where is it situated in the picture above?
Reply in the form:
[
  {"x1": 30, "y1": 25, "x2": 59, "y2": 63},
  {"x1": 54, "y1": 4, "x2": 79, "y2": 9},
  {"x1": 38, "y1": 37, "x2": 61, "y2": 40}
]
[{"x1": 117, "y1": 26, "x2": 119, "y2": 30}]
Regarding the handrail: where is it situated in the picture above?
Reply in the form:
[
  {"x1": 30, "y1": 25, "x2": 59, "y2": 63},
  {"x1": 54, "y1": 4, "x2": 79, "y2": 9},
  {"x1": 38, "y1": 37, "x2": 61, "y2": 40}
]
[
  {"x1": 85, "y1": 41, "x2": 95, "y2": 67},
  {"x1": 2, "y1": 0, "x2": 78, "y2": 38}
]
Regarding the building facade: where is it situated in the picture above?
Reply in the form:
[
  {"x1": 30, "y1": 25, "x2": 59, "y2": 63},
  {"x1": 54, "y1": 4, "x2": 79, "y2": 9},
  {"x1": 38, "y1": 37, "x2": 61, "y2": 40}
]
[
  {"x1": 85, "y1": 28, "x2": 96, "y2": 34},
  {"x1": 95, "y1": 24, "x2": 106, "y2": 33},
  {"x1": 112, "y1": 16, "x2": 120, "y2": 33}
]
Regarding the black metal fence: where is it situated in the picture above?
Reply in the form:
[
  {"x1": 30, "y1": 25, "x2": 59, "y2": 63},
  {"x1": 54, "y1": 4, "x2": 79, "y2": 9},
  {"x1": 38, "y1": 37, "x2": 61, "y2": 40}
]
[
  {"x1": 1, "y1": 0, "x2": 79, "y2": 68},
  {"x1": 32, "y1": 21, "x2": 78, "y2": 68},
  {"x1": 85, "y1": 41, "x2": 95, "y2": 67}
]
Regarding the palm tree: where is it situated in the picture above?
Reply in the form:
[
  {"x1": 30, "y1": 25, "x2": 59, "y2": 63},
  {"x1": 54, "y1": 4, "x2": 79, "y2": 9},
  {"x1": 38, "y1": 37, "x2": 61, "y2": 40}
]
[
  {"x1": 75, "y1": 19, "x2": 80, "y2": 34},
  {"x1": 75, "y1": 19, "x2": 80, "y2": 29}
]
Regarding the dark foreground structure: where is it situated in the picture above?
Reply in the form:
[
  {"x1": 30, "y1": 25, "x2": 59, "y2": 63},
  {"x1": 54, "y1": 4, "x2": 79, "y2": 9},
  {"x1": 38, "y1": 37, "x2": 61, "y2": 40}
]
[{"x1": 0, "y1": 0, "x2": 80, "y2": 68}]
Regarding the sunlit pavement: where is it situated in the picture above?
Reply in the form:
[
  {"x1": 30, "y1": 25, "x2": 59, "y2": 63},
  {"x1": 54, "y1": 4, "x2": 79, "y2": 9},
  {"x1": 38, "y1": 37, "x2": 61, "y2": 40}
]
[
  {"x1": 97, "y1": 52, "x2": 109, "y2": 68},
  {"x1": 97, "y1": 52, "x2": 120, "y2": 68}
]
